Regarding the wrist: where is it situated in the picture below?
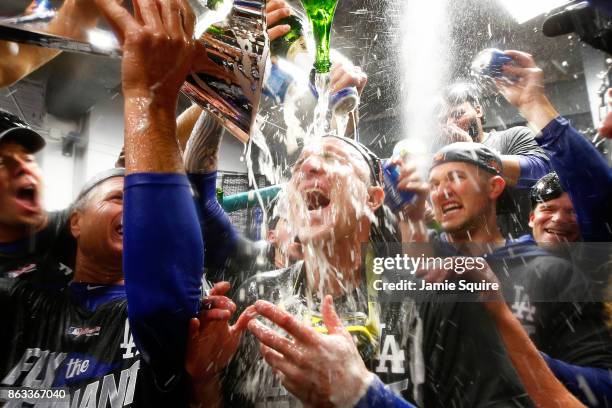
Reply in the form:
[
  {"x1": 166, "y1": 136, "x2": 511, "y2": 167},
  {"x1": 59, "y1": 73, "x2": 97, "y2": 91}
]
[
  {"x1": 341, "y1": 371, "x2": 374, "y2": 408},
  {"x1": 518, "y1": 96, "x2": 559, "y2": 133},
  {"x1": 123, "y1": 97, "x2": 184, "y2": 174},
  {"x1": 190, "y1": 373, "x2": 223, "y2": 408},
  {"x1": 124, "y1": 92, "x2": 178, "y2": 110}
]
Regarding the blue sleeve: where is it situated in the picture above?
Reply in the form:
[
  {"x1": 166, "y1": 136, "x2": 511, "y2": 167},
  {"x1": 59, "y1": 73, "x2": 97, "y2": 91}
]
[
  {"x1": 542, "y1": 353, "x2": 612, "y2": 406},
  {"x1": 188, "y1": 171, "x2": 238, "y2": 268},
  {"x1": 588, "y1": 0, "x2": 612, "y2": 16},
  {"x1": 353, "y1": 376, "x2": 416, "y2": 408},
  {"x1": 124, "y1": 173, "x2": 204, "y2": 388},
  {"x1": 516, "y1": 155, "x2": 551, "y2": 189},
  {"x1": 538, "y1": 117, "x2": 612, "y2": 242}
]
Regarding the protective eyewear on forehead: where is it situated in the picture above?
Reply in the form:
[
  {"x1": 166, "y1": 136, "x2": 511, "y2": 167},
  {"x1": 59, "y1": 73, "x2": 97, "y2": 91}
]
[{"x1": 308, "y1": 311, "x2": 380, "y2": 362}]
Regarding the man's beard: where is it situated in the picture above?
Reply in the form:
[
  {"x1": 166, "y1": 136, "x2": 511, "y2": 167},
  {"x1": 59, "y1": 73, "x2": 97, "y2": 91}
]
[
  {"x1": 467, "y1": 118, "x2": 480, "y2": 141},
  {"x1": 443, "y1": 211, "x2": 484, "y2": 238}
]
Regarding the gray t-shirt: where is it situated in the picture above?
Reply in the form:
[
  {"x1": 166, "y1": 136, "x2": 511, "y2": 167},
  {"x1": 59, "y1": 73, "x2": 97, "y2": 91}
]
[{"x1": 482, "y1": 126, "x2": 549, "y2": 238}]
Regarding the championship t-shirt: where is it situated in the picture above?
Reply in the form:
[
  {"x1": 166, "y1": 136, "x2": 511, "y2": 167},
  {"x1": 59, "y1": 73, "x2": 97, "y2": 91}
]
[
  {"x1": 222, "y1": 262, "x2": 532, "y2": 408},
  {"x1": 0, "y1": 210, "x2": 75, "y2": 287},
  {"x1": 0, "y1": 278, "x2": 190, "y2": 408}
]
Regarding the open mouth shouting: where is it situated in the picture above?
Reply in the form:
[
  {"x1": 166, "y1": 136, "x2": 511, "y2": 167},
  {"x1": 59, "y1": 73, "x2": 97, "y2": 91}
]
[
  {"x1": 13, "y1": 178, "x2": 40, "y2": 213},
  {"x1": 305, "y1": 188, "x2": 331, "y2": 211},
  {"x1": 115, "y1": 219, "x2": 123, "y2": 237},
  {"x1": 440, "y1": 200, "x2": 463, "y2": 216}
]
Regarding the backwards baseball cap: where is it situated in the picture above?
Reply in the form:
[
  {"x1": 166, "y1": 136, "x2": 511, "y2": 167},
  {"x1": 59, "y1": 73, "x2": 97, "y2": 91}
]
[
  {"x1": 0, "y1": 110, "x2": 46, "y2": 154},
  {"x1": 75, "y1": 168, "x2": 125, "y2": 203},
  {"x1": 430, "y1": 142, "x2": 503, "y2": 175},
  {"x1": 530, "y1": 172, "x2": 564, "y2": 207}
]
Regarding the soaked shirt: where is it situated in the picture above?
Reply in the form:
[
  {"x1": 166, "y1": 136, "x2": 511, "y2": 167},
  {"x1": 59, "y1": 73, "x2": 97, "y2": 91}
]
[
  {"x1": 223, "y1": 262, "x2": 533, "y2": 408},
  {"x1": 0, "y1": 210, "x2": 75, "y2": 288},
  {"x1": 483, "y1": 235, "x2": 612, "y2": 372},
  {"x1": 0, "y1": 278, "x2": 190, "y2": 408}
]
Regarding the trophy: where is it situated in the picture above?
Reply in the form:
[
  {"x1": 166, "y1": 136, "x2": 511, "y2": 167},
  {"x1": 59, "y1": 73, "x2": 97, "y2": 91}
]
[{"x1": 0, "y1": 0, "x2": 268, "y2": 143}]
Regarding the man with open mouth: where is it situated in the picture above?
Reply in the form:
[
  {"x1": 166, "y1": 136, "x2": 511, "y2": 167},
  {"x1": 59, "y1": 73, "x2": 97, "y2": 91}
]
[
  {"x1": 398, "y1": 141, "x2": 612, "y2": 406},
  {"x1": 204, "y1": 136, "x2": 532, "y2": 408},
  {"x1": 0, "y1": 109, "x2": 75, "y2": 288},
  {"x1": 529, "y1": 172, "x2": 580, "y2": 245}
]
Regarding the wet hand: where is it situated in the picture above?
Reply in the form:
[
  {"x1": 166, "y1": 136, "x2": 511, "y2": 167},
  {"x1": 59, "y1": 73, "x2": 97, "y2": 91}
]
[
  {"x1": 185, "y1": 282, "x2": 256, "y2": 384},
  {"x1": 95, "y1": 0, "x2": 197, "y2": 104},
  {"x1": 439, "y1": 124, "x2": 473, "y2": 144},
  {"x1": 495, "y1": 50, "x2": 559, "y2": 130},
  {"x1": 330, "y1": 60, "x2": 367, "y2": 96},
  {"x1": 266, "y1": 0, "x2": 292, "y2": 42},
  {"x1": 248, "y1": 296, "x2": 373, "y2": 408},
  {"x1": 388, "y1": 157, "x2": 428, "y2": 221}
]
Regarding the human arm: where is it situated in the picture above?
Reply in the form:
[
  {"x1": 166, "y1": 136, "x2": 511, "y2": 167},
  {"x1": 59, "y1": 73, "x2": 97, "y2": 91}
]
[
  {"x1": 329, "y1": 58, "x2": 368, "y2": 136},
  {"x1": 387, "y1": 157, "x2": 429, "y2": 244},
  {"x1": 0, "y1": 0, "x2": 100, "y2": 87},
  {"x1": 249, "y1": 296, "x2": 416, "y2": 408},
  {"x1": 542, "y1": 355, "x2": 612, "y2": 407},
  {"x1": 419, "y1": 260, "x2": 590, "y2": 407},
  {"x1": 96, "y1": 0, "x2": 203, "y2": 386},
  {"x1": 484, "y1": 301, "x2": 585, "y2": 408},
  {"x1": 185, "y1": 282, "x2": 255, "y2": 407},
  {"x1": 600, "y1": 88, "x2": 612, "y2": 138},
  {"x1": 497, "y1": 50, "x2": 612, "y2": 241}
]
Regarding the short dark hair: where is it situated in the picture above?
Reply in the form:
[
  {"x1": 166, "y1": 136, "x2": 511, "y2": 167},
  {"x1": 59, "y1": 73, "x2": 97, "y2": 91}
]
[
  {"x1": 530, "y1": 172, "x2": 565, "y2": 208},
  {"x1": 441, "y1": 83, "x2": 486, "y2": 125}
]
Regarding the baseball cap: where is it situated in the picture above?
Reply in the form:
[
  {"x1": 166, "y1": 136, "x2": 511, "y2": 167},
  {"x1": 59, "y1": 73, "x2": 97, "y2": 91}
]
[
  {"x1": 0, "y1": 110, "x2": 46, "y2": 154},
  {"x1": 430, "y1": 142, "x2": 503, "y2": 175},
  {"x1": 530, "y1": 172, "x2": 564, "y2": 207}
]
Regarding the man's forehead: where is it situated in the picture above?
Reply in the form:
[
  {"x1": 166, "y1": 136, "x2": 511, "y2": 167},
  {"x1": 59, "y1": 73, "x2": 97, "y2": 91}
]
[
  {"x1": 0, "y1": 141, "x2": 30, "y2": 155},
  {"x1": 536, "y1": 192, "x2": 573, "y2": 209},
  {"x1": 299, "y1": 139, "x2": 366, "y2": 165},
  {"x1": 448, "y1": 101, "x2": 475, "y2": 113},
  {"x1": 89, "y1": 177, "x2": 124, "y2": 197},
  {"x1": 429, "y1": 161, "x2": 477, "y2": 178}
]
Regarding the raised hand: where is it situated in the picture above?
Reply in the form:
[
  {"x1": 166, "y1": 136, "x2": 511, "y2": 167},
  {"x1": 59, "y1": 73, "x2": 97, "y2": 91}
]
[
  {"x1": 330, "y1": 59, "x2": 367, "y2": 96},
  {"x1": 495, "y1": 50, "x2": 559, "y2": 130},
  {"x1": 266, "y1": 0, "x2": 292, "y2": 41},
  {"x1": 185, "y1": 282, "x2": 256, "y2": 402},
  {"x1": 95, "y1": 0, "x2": 197, "y2": 102},
  {"x1": 248, "y1": 296, "x2": 373, "y2": 408}
]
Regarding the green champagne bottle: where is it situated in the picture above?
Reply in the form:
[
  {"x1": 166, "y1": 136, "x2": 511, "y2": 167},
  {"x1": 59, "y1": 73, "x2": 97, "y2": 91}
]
[
  {"x1": 207, "y1": 0, "x2": 224, "y2": 10},
  {"x1": 300, "y1": 0, "x2": 339, "y2": 73},
  {"x1": 270, "y1": 14, "x2": 305, "y2": 58}
]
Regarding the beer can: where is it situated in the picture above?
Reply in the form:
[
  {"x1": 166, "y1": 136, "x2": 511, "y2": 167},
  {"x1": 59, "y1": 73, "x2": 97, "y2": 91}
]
[
  {"x1": 329, "y1": 86, "x2": 359, "y2": 116},
  {"x1": 470, "y1": 48, "x2": 513, "y2": 79},
  {"x1": 383, "y1": 161, "x2": 417, "y2": 213}
]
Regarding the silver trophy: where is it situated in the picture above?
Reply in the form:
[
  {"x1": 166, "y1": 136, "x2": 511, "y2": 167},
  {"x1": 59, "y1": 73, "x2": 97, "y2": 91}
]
[{"x1": 0, "y1": 0, "x2": 268, "y2": 142}]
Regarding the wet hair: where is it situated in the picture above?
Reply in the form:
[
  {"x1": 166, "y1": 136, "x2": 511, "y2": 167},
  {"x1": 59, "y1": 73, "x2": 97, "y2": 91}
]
[
  {"x1": 442, "y1": 82, "x2": 486, "y2": 125},
  {"x1": 323, "y1": 135, "x2": 399, "y2": 243},
  {"x1": 71, "y1": 168, "x2": 125, "y2": 212},
  {"x1": 530, "y1": 172, "x2": 565, "y2": 208}
]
